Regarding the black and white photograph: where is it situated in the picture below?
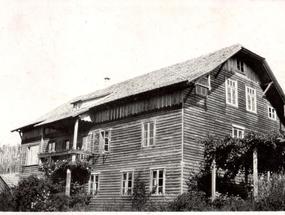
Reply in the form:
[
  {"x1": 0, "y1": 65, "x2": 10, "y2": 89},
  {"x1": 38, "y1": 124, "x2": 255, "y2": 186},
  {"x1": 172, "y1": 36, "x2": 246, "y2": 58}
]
[{"x1": 0, "y1": 0, "x2": 285, "y2": 212}]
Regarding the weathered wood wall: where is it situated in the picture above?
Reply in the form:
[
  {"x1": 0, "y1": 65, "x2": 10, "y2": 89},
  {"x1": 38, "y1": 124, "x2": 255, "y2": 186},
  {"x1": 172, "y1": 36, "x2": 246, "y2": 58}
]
[
  {"x1": 88, "y1": 107, "x2": 183, "y2": 210},
  {"x1": 182, "y1": 57, "x2": 281, "y2": 192},
  {"x1": 91, "y1": 90, "x2": 183, "y2": 123}
]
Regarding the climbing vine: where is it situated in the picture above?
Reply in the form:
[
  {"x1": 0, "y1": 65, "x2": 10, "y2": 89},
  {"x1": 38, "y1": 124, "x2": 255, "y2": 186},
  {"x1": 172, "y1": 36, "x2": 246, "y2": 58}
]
[
  {"x1": 39, "y1": 159, "x2": 92, "y2": 185},
  {"x1": 202, "y1": 131, "x2": 285, "y2": 180}
]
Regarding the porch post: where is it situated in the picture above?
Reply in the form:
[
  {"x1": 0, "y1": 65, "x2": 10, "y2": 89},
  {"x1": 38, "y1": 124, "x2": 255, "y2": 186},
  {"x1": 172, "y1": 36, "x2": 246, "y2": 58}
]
[
  {"x1": 72, "y1": 118, "x2": 79, "y2": 162},
  {"x1": 253, "y1": 147, "x2": 258, "y2": 201},
  {"x1": 65, "y1": 168, "x2": 71, "y2": 196},
  {"x1": 40, "y1": 127, "x2": 44, "y2": 153},
  {"x1": 211, "y1": 159, "x2": 216, "y2": 202}
]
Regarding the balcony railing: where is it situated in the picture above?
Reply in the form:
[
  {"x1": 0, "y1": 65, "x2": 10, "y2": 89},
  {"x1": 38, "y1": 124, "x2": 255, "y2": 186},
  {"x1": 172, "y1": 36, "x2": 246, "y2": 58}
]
[{"x1": 38, "y1": 148, "x2": 94, "y2": 158}]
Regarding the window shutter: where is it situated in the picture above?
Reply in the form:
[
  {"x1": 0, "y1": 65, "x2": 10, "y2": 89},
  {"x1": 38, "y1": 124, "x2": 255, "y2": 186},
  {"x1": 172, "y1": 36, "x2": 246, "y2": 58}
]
[
  {"x1": 108, "y1": 129, "x2": 111, "y2": 142},
  {"x1": 99, "y1": 131, "x2": 104, "y2": 154},
  {"x1": 141, "y1": 123, "x2": 145, "y2": 147},
  {"x1": 20, "y1": 145, "x2": 28, "y2": 166},
  {"x1": 153, "y1": 120, "x2": 156, "y2": 145},
  {"x1": 93, "y1": 131, "x2": 99, "y2": 153},
  {"x1": 107, "y1": 129, "x2": 111, "y2": 151},
  {"x1": 87, "y1": 132, "x2": 93, "y2": 152}
]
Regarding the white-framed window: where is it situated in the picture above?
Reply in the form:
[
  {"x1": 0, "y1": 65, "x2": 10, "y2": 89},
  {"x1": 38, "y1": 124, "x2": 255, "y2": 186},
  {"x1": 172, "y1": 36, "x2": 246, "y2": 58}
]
[
  {"x1": 92, "y1": 129, "x2": 111, "y2": 153},
  {"x1": 195, "y1": 75, "x2": 211, "y2": 97},
  {"x1": 237, "y1": 59, "x2": 244, "y2": 72},
  {"x1": 150, "y1": 168, "x2": 165, "y2": 195},
  {"x1": 26, "y1": 145, "x2": 39, "y2": 165},
  {"x1": 225, "y1": 79, "x2": 238, "y2": 107},
  {"x1": 100, "y1": 130, "x2": 111, "y2": 152},
  {"x1": 142, "y1": 121, "x2": 156, "y2": 147},
  {"x1": 88, "y1": 173, "x2": 99, "y2": 196},
  {"x1": 246, "y1": 86, "x2": 257, "y2": 113},
  {"x1": 121, "y1": 171, "x2": 134, "y2": 196},
  {"x1": 48, "y1": 142, "x2": 55, "y2": 153},
  {"x1": 268, "y1": 106, "x2": 277, "y2": 121},
  {"x1": 232, "y1": 124, "x2": 245, "y2": 139}
]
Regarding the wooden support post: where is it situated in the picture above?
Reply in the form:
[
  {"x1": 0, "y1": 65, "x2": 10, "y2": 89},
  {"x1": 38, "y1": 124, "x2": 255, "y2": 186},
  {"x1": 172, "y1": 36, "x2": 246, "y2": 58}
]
[
  {"x1": 65, "y1": 169, "x2": 71, "y2": 196},
  {"x1": 267, "y1": 171, "x2": 270, "y2": 182},
  {"x1": 72, "y1": 118, "x2": 79, "y2": 162},
  {"x1": 40, "y1": 127, "x2": 44, "y2": 153},
  {"x1": 253, "y1": 147, "x2": 258, "y2": 201},
  {"x1": 211, "y1": 159, "x2": 216, "y2": 202}
]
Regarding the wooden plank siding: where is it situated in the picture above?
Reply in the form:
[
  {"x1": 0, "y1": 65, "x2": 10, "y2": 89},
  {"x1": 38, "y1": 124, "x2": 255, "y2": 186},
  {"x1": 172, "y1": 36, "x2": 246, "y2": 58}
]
[
  {"x1": 17, "y1": 55, "x2": 284, "y2": 210},
  {"x1": 91, "y1": 90, "x2": 183, "y2": 124},
  {"x1": 182, "y1": 57, "x2": 281, "y2": 192},
  {"x1": 87, "y1": 108, "x2": 183, "y2": 210}
]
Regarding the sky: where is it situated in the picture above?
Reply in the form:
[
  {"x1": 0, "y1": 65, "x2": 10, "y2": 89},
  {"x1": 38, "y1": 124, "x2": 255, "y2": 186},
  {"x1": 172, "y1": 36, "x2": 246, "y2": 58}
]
[{"x1": 1, "y1": 0, "x2": 285, "y2": 146}]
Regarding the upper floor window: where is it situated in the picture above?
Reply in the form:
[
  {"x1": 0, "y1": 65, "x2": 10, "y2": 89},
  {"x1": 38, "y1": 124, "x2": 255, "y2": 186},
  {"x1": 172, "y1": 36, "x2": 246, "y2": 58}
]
[
  {"x1": 268, "y1": 106, "x2": 277, "y2": 121},
  {"x1": 48, "y1": 142, "x2": 55, "y2": 153},
  {"x1": 101, "y1": 130, "x2": 111, "y2": 152},
  {"x1": 89, "y1": 173, "x2": 99, "y2": 196},
  {"x1": 121, "y1": 171, "x2": 134, "y2": 196},
  {"x1": 246, "y1": 86, "x2": 257, "y2": 113},
  {"x1": 26, "y1": 145, "x2": 39, "y2": 165},
  {"x1": 93, "y1": 129, "x2": 111, "y2": 153},
  {"x1": 142, "y1": 121, "x2": 156, "y2": 147},
  {"x1": 232, "y1": 125, "x2": 245, "y2": 139},
  {"x1": 237, "y1": 59, "x2": 244, "y2": 72},
  {"x1": 195, "y1": 75, "x2": 211, "y2": 97},
  {"x1": 150, "y1": 168, "x2": 165, "y2": 195},
  {"x1": 225, "y1": 79, "x2": 238, "y2": 107}
]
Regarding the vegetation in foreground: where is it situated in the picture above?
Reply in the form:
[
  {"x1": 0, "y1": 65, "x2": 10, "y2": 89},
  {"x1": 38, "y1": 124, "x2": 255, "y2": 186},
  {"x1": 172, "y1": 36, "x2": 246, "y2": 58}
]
[
  {"x1": 1, "y1": 131, "x2": 285, "y2": 211},
  {"x1": 0, "y1": 159, "x2": 92, "y2": 211}
]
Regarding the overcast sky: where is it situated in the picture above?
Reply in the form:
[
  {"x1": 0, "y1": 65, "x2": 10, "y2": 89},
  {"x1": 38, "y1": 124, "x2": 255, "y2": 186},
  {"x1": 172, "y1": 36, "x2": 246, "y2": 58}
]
[{"x1": 1, "y1": 0, "x2": 285, "y2": 146}]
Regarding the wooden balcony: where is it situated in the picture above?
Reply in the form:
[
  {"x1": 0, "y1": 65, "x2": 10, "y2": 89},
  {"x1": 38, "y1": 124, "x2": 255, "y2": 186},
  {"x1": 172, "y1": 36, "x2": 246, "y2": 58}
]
[{"x1": 38, "y1": 148, "x2": 94, "y2": 159}]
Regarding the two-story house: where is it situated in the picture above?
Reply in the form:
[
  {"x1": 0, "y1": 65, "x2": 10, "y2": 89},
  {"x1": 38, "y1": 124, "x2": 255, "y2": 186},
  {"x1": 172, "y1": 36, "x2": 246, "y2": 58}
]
[{"x1": 12, "y1": 44, "x2": 285, "y2": 210}]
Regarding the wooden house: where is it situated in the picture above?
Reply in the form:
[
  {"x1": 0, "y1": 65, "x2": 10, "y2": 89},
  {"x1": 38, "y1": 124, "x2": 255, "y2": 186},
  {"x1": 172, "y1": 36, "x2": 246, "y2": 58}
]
[{"x1": 12, "y1": 44, "x2": 285, "y2": 210}]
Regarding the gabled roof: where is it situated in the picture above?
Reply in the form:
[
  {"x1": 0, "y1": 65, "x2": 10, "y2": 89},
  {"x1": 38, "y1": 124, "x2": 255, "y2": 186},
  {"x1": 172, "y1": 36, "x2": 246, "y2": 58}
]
[{"x1": 12, "y1": 44, "x2": 285, "y2": 131}]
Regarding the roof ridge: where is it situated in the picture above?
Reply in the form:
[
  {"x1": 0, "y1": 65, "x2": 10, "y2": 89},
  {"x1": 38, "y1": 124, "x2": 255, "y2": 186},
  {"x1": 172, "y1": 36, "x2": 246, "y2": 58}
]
[{"x1": 13, "y1": 43, "x2": 244, "y2": 130}]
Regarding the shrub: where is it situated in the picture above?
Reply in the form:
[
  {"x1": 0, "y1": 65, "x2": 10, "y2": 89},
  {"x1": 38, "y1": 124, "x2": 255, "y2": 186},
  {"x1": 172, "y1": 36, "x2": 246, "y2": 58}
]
[
  {"x1": 212, "y1": 195, "x2": 252, "y2": 211},
  {"x1": 0, "y1": 175, "x2": 91, "y2": 211},
  {"x1": 0, "y1": 188, "x2": 16, "y2": 211},
  {"x1": 168, "y1": 191, "x2": 210, "y2": 211},
  {"x1": 130, "y1": 173, "x2": 149, "y2": 211},
  {"x1": 255, "y1": 173, "x2": 285, "y2": 210}
]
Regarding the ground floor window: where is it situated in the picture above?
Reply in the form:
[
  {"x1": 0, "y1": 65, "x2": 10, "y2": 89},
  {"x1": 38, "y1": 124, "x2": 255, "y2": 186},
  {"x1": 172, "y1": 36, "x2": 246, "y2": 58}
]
[
  {"x1": 121, "y1": 171, "x2": 134, "y2": 195},
  {"x1": 89, "y1": 173, "x2": 99, "y2": 196},
  {"x1": 232, "y1": 124, "x2": 245, "y2": 139},
  {"x1": 150, "y1": 168, "x2": 165, "y2": 195}
]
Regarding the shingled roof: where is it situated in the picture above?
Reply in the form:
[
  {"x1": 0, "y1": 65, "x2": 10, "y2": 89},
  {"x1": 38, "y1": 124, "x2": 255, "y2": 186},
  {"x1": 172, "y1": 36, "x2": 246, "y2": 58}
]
[{"x1": 12, "y1": 44, "x2": 285, "y2": 130}]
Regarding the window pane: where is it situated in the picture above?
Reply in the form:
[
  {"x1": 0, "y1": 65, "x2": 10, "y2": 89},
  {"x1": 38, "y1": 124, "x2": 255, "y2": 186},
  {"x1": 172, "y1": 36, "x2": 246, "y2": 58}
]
[
  {"x1": 232, "y1": 89, "x2": 236, "y2": 104},
  {"x1": 159, "y1": 170, "x2": 163, "y2": 178},
  {"x1": 227, "y1": 89, "x2": 231, "y2": 103},
  {"x1": 122, "y1": 181, "x2": 126, "y2": 194},
  {"x1": 158, "y1": 186, "x2": 163, "y2": 194},
  {"x1": 104, "y1": 138, "x2": 109, "y2": 151},
  {"x1": 128, "y1": 180, "x2": 132, "y2": 189},
  {"x1": 153, "y1": 170, "x2": 157, "y2": 179},
  {"x1": 123, "y1": 173, "x2": 127, "y2": 180},
  {"x1": 159, "y1": 178, "x2": 163, "y2": 187},
  {"x1": 128, "y1": 172, "x2": 132, "y2": 181},
  {"x1": 149, "y1": 138, "x2": 154, "y2": 146}
]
